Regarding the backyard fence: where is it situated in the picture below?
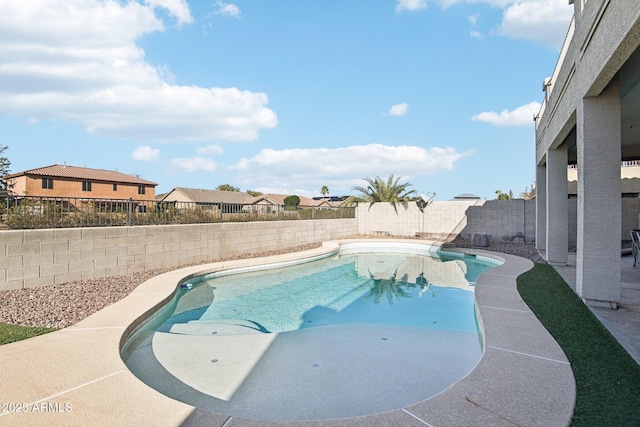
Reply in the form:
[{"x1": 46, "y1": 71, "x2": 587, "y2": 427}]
[{"x1": 0, "y1": 195, "x2": 355, "y2": 229}]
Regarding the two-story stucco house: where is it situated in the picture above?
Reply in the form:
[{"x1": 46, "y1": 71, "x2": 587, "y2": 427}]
[
  {"x1": 534, "y1": 1, "x2": 640, "y2": 308},
  {"x1": 3, "y1": 164, "x2": 157, "y2": 200}
]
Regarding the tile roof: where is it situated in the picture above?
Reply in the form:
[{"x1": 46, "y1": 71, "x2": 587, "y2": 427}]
[
  {"x1": 160, "y1": 189, "x2": 325, "y2": 206},
  {"x1": 252, "y1": 193, "x2": 324, "y2": 206},
  {"x1": 4, "y1": 164, "x2": 157, "y2": 186},
  {"x1": 164, "y1": 187, "x2": 252, "y2": 204}
]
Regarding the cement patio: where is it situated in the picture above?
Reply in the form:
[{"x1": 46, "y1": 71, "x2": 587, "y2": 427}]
[{"x1": 0, "y1": 240, "x2": 575, "y2": 426}]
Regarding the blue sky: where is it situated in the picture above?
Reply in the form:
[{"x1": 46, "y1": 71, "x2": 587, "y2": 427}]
[{"x1": 0, "y1": 0, "x2": 573, "y2": 200}]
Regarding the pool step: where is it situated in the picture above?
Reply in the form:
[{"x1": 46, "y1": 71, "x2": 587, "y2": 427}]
[{"x1": 168, "y1": 319, "x2": 268, "y2": 336}]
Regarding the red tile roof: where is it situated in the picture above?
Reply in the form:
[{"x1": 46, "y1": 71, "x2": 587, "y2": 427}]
[{"x1": 4, "y1": 164, "x2": 157, "y2": 186}]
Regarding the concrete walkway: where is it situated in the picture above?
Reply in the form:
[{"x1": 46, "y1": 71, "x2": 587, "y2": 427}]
[
  {"x1": 0, "y1": 240, "x2": 575, "y2": 426},
  {"x1": 550, "y1": 251, "x2": 640, "y2": 365}
]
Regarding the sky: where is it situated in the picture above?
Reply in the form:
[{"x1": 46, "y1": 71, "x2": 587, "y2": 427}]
[{"x1": 0, "y1": 0, "x2": 574, "y2": 201}]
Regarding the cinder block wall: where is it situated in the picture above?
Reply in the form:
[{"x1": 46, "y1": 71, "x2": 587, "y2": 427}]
[
  {"x1": 357, "y1": 200, "x2": 536, "y2": 242},
  {"x1": 462, "y1": 200, "x2": 536, "y2": 242},
  {"x1": 0, "y1": 219, "x2": 357, "y2": 291}
]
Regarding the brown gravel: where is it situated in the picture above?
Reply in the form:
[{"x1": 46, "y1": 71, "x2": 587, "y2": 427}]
[{"x1": 0, "y1": 238, "x2": 546, "y2": 330}]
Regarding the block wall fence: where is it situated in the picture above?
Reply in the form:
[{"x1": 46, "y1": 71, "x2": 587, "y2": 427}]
[
  {"x1": 0, "y1": 219, "x2": 358, "y2": 291},
  {"x1": 358, "y1": 199, "x2": 639, "y2": 246},
  {"x1": 357, "y1": 200, "x2": 536, "y2": 242},
  {"x1": 3, "y1": 199, "x2": 639, "y2": 290}
]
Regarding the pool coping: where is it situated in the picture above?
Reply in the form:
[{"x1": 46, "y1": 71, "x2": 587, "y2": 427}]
[{"x1": 0, "y1": 239, "x2": 575, "y2": 427}]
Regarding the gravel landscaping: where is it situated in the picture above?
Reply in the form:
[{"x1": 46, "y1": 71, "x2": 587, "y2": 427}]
[
  {"x1": 0, "y1": 239, "x2": 545, "y2": 330},
  {"x1": 451, "y1": 237, "x2": 548, "y2": 264}
]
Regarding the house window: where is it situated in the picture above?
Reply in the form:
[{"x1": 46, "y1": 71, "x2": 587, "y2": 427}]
[
  {"x1": 138, "y1": 185, "x2": 145, "y2": 195},
  {"x1": 41, "y1": 178, "x2": 53, "y2": 189},
  {"x1": 113, "y1": 184, "x2": 118, "y2": 191},
  {"x1": 82, "y1": 181, "x2": 92, "y2": 192}
]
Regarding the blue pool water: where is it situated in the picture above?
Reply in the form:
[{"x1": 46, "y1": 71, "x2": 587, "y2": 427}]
[
  {"x1": 158, "y1": 251, "x2": 494, "y2": 335},
  {"x1": 121, "y1": 245, "x2": 499, "y2": 421}
]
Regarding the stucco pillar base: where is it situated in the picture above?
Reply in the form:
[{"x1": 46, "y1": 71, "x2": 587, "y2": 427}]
[
  {"x1": 582, "y1": 298, "x2": 618, "y2": 310},
  {"x1": 548, "y1": 261, "x2": 568, "y2": 267}
]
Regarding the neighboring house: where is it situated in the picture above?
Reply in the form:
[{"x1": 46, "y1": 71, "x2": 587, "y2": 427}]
[
  {"x1": 159, "y1": 187, "x2": 252, "y2": 213},
  {"x1": 3, "y1": 164, "x2": 157, "y2": 200},
  {"x1": 249, "y1": 193, "x2": 322, "y2": 208},
  {"x1": 312, "y1": 195, "x2": 351, "y2": 207},
  {"x1": 452, "y1": 194, "x2": 481, "y2": 201},
  {"x1": 159, "y1": 188, "x2": 339, "y2": 215}
]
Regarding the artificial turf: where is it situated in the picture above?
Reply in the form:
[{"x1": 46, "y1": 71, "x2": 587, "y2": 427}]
[
  {"x1": 517, "y1": 263, "x2": 640, "y2": 426},
  {"x1": 0, "y1": 322, "x2": 56, "y2": 346}
]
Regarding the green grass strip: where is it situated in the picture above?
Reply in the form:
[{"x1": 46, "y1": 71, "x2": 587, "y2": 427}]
[
  {"x1": 0, "y1": 323, "x2": 56, "y2": 346},
  {"x1": 517, "y1": 263, "x2": 640, "y2": 426}
]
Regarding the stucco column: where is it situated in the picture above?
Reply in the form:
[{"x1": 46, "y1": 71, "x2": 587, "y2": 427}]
[
  {"x1": 576, "y1": 78, "x2": 621, "y2": 307},
  {"x1": 545, "y1": 146, "x2": 568, "y2": 265},
  {"x1": 536, "y1": 164, "x2": 547, "y2": 251}
]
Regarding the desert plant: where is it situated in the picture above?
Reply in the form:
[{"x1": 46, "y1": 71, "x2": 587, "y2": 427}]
[{"x1": 348, "y1": 175, "x2": 416, "y2": 213}]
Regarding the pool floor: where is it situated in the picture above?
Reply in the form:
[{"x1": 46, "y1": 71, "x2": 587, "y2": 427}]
[{"x1": 126, "y1": 323, "x2": 482, "y2": 420}]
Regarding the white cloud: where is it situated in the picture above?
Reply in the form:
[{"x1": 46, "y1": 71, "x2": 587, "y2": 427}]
[
  {"x1": 494, "y1": 0, "x2": 574, "y2": 49},
  {"x1": 130, "y1": 145, "x2": 160, "y2": 162},
  {"x1": 468, "y1": 14, "x2": 483, "y2": 39},
  {"x1": 197, "y1": 144, "x2": 224, "y2": 155},
  {"x1": 145, "y1": 0, "x2": 193, "y2": 25},
  {"x1": 395, "y1": 0, "x2": 427, "y2": 13},
  {"x1": 472, "y1": 101, "x2": 541, "y2": 126},
  {"x1": 170, "y1": 157, "x2": 217, "y2": 172},
  {"x1": 0, "y1": 1, "x2": 276, "y2": 142},
  {"x1": 385, "y1": 103, "x2": 409, "y2": 117},
  {"x1": 433, "y1": 0, "x2": 573, "y2": 49},
  {"x1": 229, "y1": 144, "x2": 473, "y2": 193},
  {"x1": 214, "y1": 1, "x2": 241, "y2": 19}
]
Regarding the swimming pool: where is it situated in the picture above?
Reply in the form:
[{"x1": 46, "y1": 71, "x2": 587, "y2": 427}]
[{"x1": 121, "y1": 242, "x2": 500, "y2": 421}]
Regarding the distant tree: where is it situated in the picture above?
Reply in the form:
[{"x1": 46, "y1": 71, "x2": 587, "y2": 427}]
[
  {"x1": 495, "y1": 189, "x2": 514, "y2": 200},
  {"x1": 520, "y1": 184, "x2": 536, "y2": 200},
  {"x1": 216, "y1": 184, "x2": 240, "y2": 192},
  {"x1": 284, "y1": 195, "x2": 300, "y2": 208},
  {"x1": 246, "y1": 189, "x2": 263, "y2": 197},
  {"x1": 321, "y1": 185, "x2": 329, "y2": 198},
  {"x1": 347, "y1": 175, "x2": 416, "y2": 213},
  {"x1": 0, "y1": 145, "x2": 12, "y2": 196}
]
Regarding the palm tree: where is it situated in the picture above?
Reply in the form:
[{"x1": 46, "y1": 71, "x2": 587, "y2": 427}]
[
  {"x1": 320, "y1": 185, "x2": 329, "y2": 198},
  {"x1": 348, "y1": 175, "x2": 416, "y2": 213},
  {"x1": 365, "y1": 269, "x2": 411, "y2": 305}
]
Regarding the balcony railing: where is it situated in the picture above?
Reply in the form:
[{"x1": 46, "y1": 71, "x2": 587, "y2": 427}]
[
  {"x1": 0, "y1": 195, "x2": 355, "y2": 229},
  {"x1": 536, "y1": 15, "x2": 576, "y2": 131}
]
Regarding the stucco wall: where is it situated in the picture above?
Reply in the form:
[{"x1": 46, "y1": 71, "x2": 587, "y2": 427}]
[
  {"x1": 0, "y1": 219, "x2": 358, "y2": 291},
  {"x1": 567, "y1": 198, "x2": 640, "y2": 246}
]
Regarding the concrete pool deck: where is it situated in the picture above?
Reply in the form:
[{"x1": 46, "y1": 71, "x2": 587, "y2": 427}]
[{"x1": 0, "y1": 239, "x2": 575, "y2": 426}]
